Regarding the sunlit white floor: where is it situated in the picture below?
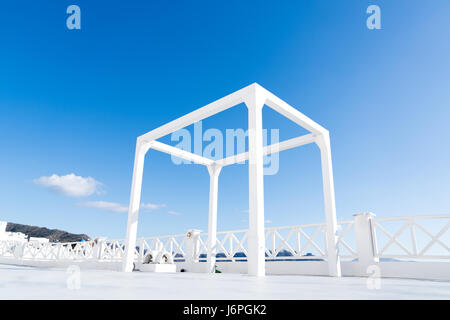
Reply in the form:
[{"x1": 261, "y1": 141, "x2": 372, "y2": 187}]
[{"x1": 0, "y1": 264, "x2": 449, "y2": 299}]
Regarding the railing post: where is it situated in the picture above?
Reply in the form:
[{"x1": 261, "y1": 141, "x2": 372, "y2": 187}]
[
  {"x1": 56, "y1": 243, "x2": 62, "y2": 260},
  {"x1": 185, "y1": 229, "x2": 202, "y2": 267},
  {"x1": 137, "y1": 238, "x2": 145, "y2": 264},
  {"x1": 353, "y1": 212, "x2": 379, "y2": 276},
  {"x1": 13, "y1": 241, "x2": 25, "y2": 260},
  {"x1": 93, "y1": 237, "x2": 106, "y2": 261}
]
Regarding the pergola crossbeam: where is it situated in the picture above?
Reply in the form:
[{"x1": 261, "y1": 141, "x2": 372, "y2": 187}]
[
  {"x1": 139, "y1": 86, "x2": 250, "y2": 143},
  {"x1": 216, "y1": 133, "x2": 316, "y2": 167},
  {"x1": 261, "y1": 87, "x2": 328, "y2": 135},
  {"x1": 150, "y1": 140, "x2": 214, "y2": 166}
]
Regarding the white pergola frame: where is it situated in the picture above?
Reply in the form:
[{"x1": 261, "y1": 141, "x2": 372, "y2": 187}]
[{"x1": 122, "y1": 83, "x2": 341, "y2": 277}]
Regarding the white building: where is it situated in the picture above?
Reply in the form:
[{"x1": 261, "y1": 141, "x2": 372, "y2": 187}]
[
  {"x1": 0, "y1": 221, "x2": 27, "y2": 242},
  {"x1": 0, "y1": 221, "x2": 48, "y2": 243}
]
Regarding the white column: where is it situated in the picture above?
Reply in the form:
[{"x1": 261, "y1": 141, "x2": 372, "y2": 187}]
[
  {"x1": 93, "y1": 237, "x2": 106, "y2": 260},
  {"x1": 122, "y1": 139, "x2": 150, "y2": 272},
  {"x1": 137, "y1": 238, "x2": 145, "y2": 264},
  {"x1": 315, "y1": 132, "x2": 342, "y2": 277},
  {"x1": 206, "y1": 164, "x2": 222, "y2": 273},
  {"x1": 245, "y1": 87, "x2": 266, "y2": 277},
  {"x1": 185, "y1": 229, "x2": 202, "y2": 267},
  {"x1": 13, "y1": 242, "x2": 25, "y2": 260},
  {"x1": 353, "y1": 212, "x2": 378, "y2": 276}
]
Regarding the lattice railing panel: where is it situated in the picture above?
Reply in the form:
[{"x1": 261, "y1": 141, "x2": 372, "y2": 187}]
[
  {"x1": 100, "y1": 239, "x2": 126, "y2": 261},
  {"x1": 264, "y1": 224, "x2": 327, "y2": 260},
  {"x1": 215, "y1": 230, "x2": 249, "y2": 261},
  {"x1": 138, "y1": 234, "x2": 186, "y2": 261},
  {"x1": 21, "y1": 241, "x2": 96, "y2": 261},
  {"x1": 336, "y1": 221, "x2": 358, "y2": 260},
  {"x1": 374, "y1": 215, "x2": 450, "y2": 259},
  {"x1": 0, "y1": 240, "x2": 17, "y2": 257}
]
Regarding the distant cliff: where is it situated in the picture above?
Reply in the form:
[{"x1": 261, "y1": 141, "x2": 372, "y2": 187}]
[{"x1": 6, "y1": 222, "x2": 90, "y2": 243}]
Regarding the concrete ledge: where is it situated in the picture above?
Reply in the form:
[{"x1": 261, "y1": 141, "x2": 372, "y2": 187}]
[
  {"x1": 138, "y1": 263, "x2": 176, "y2": 273},
  {"x1": 1, "y1": 257, "x2": 449, "y2": 281},
  {"x1": 0, "y1": 257, "x2": 122, "y2": 271},
  {"x1": 378, "y1": 261, "x2": 450, "y2": 281}
]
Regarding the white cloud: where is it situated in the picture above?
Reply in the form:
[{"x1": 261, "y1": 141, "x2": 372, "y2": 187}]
[
  {"x1": 78, "y1": 201, "x2": 166, "y2": 213},
  {"x1": 34, "y1": 173, "x2": 102, "y2": 197},
  {"x1": 79, "y1": 201, "x2": 128, "y2": 213},
  {"x1": 167, "y1": 211, "x2": 179, "y2": 215},
  {"x1": 141, "y1": 203, "x2": 166, "y2": 211}
]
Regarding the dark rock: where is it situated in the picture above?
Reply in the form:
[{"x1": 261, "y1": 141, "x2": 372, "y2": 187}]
[{"x1": 6, "y1": 222, "x2": 90, "y2": 243}]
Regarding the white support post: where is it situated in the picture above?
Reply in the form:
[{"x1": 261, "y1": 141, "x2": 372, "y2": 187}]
[
  {"x1": 315, "y1": 133, "x2": 342, "y2": 277},
  {"x1": 57, "y1": 243, "x2": 63, "y2": 260},
  {"x1": 245, "y1": 87, "x2": 266, "y2": 277},
  {"x1": 353, "y1": 212, "x2": 378, "y2": 276},
  {"x1": 206, "y1": 164, "x2": 222, "y2": 273},
  {"x1": 185, "y1": 229, "x2": 202, "y2": 267},
  {"x1": 93, "y1": 237, "x2": 106, "y2": 261},
  {"x1": 13, "y1": 242, "x2": 25, "y2": 260},
  {"x1": 122, "y1": 139, "x2": 150, "y2": 272},
  {"x1": 137, "y1": 238, "x2": 145, "y2": 264}
]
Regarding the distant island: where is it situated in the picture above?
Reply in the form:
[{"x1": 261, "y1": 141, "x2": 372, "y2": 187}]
[{"x1": 6, "y1": 222, "x2": 90, "y2": 243}]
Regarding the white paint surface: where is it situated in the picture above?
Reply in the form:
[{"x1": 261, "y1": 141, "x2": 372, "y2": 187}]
[
  {"x1": 123, "y1": 83, "x2": 341, "y2": 276},
  {"x1": 1, "y1": 264, "x2": 449, "y2": 300}
]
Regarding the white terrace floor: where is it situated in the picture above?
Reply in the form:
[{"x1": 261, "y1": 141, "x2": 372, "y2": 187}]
[{"x1": 1, "y1": 264, "x2": 449, "y2": 300}]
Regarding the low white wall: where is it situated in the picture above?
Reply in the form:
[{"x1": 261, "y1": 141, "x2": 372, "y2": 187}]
[
  {"x1": 378, "y1": 261, "x2": 450, "y2": 281},
  {"x1": 214, "y1": 261, "x2": 359, "y2": 277},
  {"x1": 1, "y1": 257, "x2": 449, "y2": 281},
  {"x1": 173, "y1": 260, "x2": 450, "y2": 281},
  {"x1": 216, "y1": 261, "x2": 331, "y2": 276},
  {"x1": 0, "y1": 257, "x2": 122, "y2": 271}
]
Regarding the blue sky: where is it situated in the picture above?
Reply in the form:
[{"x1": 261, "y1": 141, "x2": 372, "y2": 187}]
[{"x1": 0, "y1": 1, "x2": 449, "y2": 239}]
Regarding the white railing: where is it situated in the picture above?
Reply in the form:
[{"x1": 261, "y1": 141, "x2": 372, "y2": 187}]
[
  {"x1": 135, "y1": 221, "x2": 358, "y2": 262},
  {"x1": 100, "y1": 239, "x2": 126, "y2": 261},
  {"x1": 204, "y1": 220, "x2": 357, "y2": 262},
  {"x1": 373, "y1": 214, "x2": 450, "y2": 260},
  {"x1": 0, "y1": 240, "x2": 98, "y2": 261},
  {"x1": 1, "y1": 214, "x2": 448, "y2": 272},
  {"x1": 264, "y1": 224, "x2": 326, "y2": 260},
  {"x1": 22, "y1": 242, "x2": 59, "y2": 260},
  {"x1": 0, "y1": 240, "x2": 19, "y2": 258},
  {"x1": 22, "y1": 241, "x2": 97, "y2": 261},
  {"x1": 60, "y1": 241, "x2": 95, "y2": 260},
  {"x1": 137, "y1": 234, "x2": 186, "y2": 262},
  {"x1": 213, "y1": 229, "x2": 248, "y2": 261},
  {"x1": 336, "y1": 220, "x2": 358, "y2": 260}
]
